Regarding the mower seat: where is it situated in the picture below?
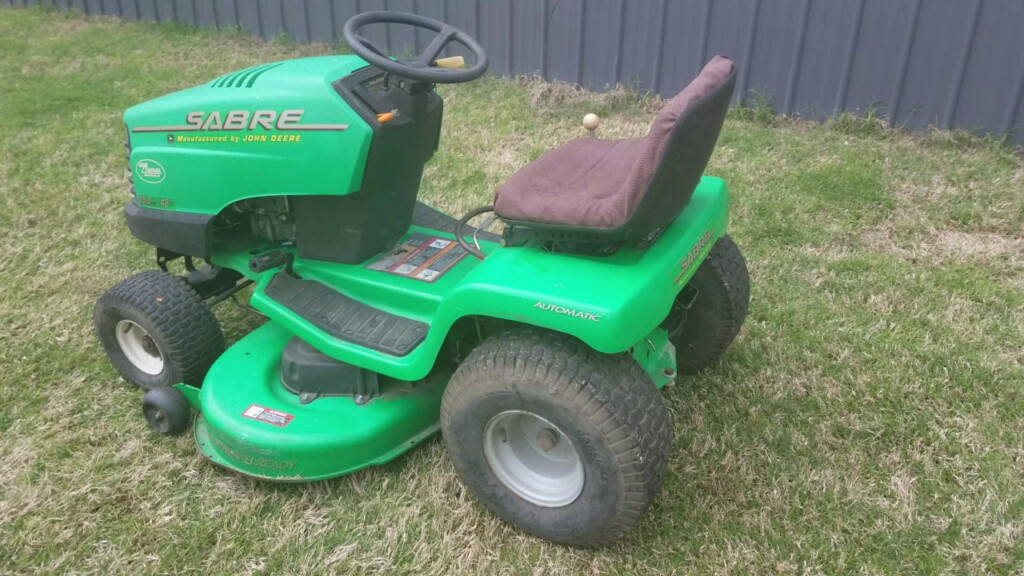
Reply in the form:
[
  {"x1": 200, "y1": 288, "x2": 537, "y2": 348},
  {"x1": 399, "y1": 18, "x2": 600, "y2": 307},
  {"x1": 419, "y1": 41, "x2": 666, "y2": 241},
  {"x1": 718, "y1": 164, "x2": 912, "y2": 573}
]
[{"x1": 495, "y1": 55, "x2": 736, "y2": 245}]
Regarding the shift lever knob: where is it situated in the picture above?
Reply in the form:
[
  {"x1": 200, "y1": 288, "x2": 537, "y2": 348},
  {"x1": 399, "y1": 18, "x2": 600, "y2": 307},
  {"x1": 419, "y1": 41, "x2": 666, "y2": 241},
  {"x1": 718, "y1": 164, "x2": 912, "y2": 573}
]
[{"x1": 582, "y1": 113, "x2": 600, "y2": 137}]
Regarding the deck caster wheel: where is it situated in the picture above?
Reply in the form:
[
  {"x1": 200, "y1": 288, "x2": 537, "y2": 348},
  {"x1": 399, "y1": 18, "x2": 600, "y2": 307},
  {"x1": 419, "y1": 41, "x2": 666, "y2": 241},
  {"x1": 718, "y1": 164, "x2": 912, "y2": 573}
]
[
  {"x1": 142, "y1": 387, "x2": 191, "y2": 436},
  {"x1": 94, "y1": 269, "x2": 225, "y2": 389},
  {"x1": 442, "y1": 328, "x2": 672, "y2": 547}
]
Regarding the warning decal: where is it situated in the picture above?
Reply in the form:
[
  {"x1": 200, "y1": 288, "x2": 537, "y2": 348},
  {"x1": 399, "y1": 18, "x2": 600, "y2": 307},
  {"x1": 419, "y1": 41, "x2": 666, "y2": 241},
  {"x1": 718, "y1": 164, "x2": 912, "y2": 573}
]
[
  {"x1": 241, "y1": 404, "x2": 294, "y2": 427},
  {"x1": 365, "y1": 233, "x2": 468, "y2": 282}
]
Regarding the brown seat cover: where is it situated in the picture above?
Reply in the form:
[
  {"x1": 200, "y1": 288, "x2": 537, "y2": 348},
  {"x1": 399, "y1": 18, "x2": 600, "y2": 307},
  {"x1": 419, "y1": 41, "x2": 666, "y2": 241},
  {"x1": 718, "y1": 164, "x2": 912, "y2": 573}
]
[{"x1": 494, "y1": 55, "x2": 735, "y2": 229}]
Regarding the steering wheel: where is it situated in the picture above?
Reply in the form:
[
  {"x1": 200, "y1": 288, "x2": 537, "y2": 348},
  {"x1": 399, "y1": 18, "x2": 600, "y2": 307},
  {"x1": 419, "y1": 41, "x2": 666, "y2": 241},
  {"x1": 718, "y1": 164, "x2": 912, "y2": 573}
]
[{"x1": 343, "y1": 12, "x2": 489, "y2": 84}]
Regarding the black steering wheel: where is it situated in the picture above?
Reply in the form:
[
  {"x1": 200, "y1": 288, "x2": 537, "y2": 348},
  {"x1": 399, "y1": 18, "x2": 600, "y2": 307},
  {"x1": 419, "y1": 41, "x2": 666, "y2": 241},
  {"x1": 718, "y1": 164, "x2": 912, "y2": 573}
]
[{"x1": 342, "y1": 12, "x2": 489, "y2": 84}]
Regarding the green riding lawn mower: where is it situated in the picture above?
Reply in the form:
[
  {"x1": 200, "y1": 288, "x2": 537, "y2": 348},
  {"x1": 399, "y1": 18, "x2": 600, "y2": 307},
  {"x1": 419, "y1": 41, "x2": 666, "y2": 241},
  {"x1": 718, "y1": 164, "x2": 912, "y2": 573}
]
[{"x1": 93, "y1": 12, "x2": 749, "y2": 547}]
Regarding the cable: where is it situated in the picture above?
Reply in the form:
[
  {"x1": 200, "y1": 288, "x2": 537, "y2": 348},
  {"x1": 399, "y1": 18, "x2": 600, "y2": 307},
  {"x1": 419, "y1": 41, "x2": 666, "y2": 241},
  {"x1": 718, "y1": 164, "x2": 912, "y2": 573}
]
[
  {"x1": 455, "y1": 205, "x2": 495, "y2": 260},
  {"x1": 472, "y1": 213, "x2": 497, "y2": 253}
]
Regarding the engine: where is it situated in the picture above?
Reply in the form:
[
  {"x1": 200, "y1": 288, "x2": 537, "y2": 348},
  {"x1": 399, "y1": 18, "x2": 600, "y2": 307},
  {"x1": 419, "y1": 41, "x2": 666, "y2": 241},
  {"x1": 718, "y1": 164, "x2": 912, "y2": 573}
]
[{"x1": 232, "y1": 197, "x2": 296, "y2": 244}]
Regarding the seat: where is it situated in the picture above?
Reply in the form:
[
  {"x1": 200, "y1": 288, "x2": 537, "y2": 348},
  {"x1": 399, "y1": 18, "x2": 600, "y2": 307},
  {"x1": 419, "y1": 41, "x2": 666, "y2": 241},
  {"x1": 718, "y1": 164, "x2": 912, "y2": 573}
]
[{"x1": 495, "y1": 55, "x2": 736, "y2": 245}]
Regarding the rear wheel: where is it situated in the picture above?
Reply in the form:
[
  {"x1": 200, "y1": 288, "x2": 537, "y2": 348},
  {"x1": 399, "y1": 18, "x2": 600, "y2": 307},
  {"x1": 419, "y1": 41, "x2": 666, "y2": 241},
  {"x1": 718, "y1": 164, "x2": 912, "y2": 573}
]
[
  {"x1": 94, "y1": 269, "x2": 224, "y2": 389},
  {"x1": 441, "y1": 328, "x2": 672, "y2": 547},
  {"x1": 668, "y1": 235, "x2": 750, "y2": 374}
]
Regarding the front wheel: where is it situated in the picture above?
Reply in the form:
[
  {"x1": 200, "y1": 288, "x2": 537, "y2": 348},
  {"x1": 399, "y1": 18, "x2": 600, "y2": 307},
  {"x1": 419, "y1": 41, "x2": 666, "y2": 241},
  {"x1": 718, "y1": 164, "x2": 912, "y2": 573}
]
[
  {"x1": 668, "y1": 235, "x2": 750, "y2": 374},
  {"x1": 94, "y1": 270, "x2": 225, "y2": 389},
  {"x1": 441, "y1": 328, "x2": 672, "y2": 547},
  {"x1": 142, "y1": 386, "x2": 192, "y2": 436}
]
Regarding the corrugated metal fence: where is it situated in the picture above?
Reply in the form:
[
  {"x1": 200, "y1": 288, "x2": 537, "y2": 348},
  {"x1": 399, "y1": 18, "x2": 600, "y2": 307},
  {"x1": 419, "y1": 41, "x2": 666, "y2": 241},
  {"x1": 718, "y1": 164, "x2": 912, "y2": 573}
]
[{"x1": 6, "y1": 0, "x2": 1024, "y2": 144}]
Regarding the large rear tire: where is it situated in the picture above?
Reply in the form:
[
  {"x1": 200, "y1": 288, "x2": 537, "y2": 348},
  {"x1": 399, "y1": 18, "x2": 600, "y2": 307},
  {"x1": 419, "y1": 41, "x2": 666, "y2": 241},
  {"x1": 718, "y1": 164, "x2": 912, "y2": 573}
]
[
  {"x1": 441, "y1": 328, "x2": 672, "y2": 547},
  {"x1": 669, "y1": 235, "x2": 750, "y2": 374},
  {"x1": 94, "y1": 270, "x2": 224, "y2": 389}
]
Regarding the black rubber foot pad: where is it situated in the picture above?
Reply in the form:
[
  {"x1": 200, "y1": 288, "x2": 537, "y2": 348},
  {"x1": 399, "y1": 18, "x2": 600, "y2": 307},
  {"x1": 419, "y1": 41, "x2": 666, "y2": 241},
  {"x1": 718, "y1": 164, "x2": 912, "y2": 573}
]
[{"x1": 265, "y1": 273, "x2": 428, "y2": 357}]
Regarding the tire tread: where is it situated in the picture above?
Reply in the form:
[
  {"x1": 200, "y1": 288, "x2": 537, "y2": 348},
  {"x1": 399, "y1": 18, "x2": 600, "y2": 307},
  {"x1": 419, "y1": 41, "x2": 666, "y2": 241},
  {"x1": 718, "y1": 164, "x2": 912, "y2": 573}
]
[
  {"x1": 441, "y1": 327, "x2": 672, "y2": 547},
  {"x1": 94, "y1": 269, "x2": 224, "y2": 387},
  {"x1": 675, "y1": 234, "x2": 750, "y2": 374}
]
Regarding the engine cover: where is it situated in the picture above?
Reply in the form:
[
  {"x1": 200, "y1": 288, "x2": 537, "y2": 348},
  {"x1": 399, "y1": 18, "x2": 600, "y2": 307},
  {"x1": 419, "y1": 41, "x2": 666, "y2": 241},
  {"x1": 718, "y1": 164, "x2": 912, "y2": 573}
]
[
  {"x1": 124, "y1": 56, "x2": 376, "y2": 216},
  {"x1": 123, "y1": 55, "x2": 445, "y2": 264}
]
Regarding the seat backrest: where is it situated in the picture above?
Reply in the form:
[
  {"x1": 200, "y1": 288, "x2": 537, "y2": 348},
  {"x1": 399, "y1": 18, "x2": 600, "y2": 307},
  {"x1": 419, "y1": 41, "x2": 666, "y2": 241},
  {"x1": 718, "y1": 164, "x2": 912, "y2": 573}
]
[
  {"x1": 499, "y1": 56, "x2": 737, "y2": 249},
  {"x1": 617, "y1": 55, "x2": 736, "y2": 240}
]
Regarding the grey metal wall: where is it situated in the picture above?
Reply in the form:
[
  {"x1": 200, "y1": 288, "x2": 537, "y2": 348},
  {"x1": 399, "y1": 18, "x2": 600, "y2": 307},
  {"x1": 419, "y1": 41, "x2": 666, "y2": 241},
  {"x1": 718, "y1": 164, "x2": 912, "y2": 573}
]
[{"x1": 7, "y1": 0, "x2": 1024, "y2": 144}]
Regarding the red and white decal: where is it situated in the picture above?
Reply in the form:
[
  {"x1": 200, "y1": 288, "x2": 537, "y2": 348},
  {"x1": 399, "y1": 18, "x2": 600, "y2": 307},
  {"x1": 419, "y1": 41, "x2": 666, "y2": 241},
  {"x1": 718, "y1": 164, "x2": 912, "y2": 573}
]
[{"x1": 241, "y1": 404, "x2": 294, "y2": 427}]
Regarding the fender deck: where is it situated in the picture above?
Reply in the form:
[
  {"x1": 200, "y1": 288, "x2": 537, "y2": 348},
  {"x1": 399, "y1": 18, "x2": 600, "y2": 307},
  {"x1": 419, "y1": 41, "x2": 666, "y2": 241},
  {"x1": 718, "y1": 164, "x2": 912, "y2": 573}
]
[{"x1": 211, "y1": 180, "x2": 730, "y2": 382}]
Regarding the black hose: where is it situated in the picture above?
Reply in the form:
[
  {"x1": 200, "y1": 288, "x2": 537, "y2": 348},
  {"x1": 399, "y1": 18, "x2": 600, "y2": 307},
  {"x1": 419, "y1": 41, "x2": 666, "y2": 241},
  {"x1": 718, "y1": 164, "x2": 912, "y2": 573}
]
[{"x1": 455, "y1": 205, "x2": 495, "y2": 260}]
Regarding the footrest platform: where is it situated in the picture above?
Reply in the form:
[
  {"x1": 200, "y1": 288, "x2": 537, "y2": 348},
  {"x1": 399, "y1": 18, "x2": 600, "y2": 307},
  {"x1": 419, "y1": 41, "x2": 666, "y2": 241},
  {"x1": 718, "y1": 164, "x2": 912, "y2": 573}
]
[{"x1": 265, "y1": 273, "x2": 427, "y2": 356}]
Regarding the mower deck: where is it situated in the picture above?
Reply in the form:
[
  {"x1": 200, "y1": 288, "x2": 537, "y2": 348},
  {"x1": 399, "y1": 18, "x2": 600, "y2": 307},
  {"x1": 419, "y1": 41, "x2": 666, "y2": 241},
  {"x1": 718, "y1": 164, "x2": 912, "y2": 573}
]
[{"x1": 192, "y1": 321, "x2": 447, "y2": 481}]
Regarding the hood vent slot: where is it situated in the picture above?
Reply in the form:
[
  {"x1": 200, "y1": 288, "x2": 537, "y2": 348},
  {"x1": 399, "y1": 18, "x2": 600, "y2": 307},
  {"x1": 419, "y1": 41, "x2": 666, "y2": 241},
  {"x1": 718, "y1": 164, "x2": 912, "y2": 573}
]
[{"x1": 210, "y1": 63, "x2": 282, "y2": 88}]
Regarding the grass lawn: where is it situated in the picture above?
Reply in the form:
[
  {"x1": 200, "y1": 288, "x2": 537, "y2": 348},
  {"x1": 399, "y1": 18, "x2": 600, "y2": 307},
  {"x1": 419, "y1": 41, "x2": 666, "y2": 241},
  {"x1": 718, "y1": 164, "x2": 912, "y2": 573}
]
[{"x1": 1, "y1": 6, "x2": 1023, "y2": 575}]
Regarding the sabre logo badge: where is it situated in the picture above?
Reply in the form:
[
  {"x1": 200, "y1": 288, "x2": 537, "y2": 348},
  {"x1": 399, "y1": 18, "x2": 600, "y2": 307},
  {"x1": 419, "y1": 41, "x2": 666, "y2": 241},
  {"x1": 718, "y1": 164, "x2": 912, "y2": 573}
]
[
  {"x1": 134, "y1": 159, "x2": 165, "y2": 184},
  {"x1": 675, "y1": 227, "x2": 716, "y2": 284},
  {"x1": 130, "y1": 110, "x2": 349, "y2": 133}
]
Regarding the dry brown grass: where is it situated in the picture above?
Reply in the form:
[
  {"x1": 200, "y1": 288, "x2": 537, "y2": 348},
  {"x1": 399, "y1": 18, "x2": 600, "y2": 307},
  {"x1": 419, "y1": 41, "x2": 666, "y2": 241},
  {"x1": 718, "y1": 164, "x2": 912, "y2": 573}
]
[{"x1": 1, "y1": 6, "x2": 1022, "y2": 576}]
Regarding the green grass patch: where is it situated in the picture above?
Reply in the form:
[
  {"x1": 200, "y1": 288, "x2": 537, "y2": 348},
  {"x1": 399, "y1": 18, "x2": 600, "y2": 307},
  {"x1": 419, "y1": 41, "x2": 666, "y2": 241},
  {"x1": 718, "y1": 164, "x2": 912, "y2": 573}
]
[{"x1": 1, "y1": 6, "x2": 1022, "y2": 575}]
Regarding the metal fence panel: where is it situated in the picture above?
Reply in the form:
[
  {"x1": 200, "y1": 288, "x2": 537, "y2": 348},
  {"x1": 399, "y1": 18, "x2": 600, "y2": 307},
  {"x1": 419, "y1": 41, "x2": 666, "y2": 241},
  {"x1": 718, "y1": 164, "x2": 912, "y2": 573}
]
[{"x1": 5, "y1": 0, "x2": 1023, "y2": 144}]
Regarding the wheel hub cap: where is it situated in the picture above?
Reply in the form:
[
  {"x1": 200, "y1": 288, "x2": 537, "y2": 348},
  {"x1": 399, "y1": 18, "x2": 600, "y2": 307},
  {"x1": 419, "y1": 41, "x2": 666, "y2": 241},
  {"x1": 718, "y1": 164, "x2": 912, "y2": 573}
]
[
  {"x1": 482, "y1": 410, "x2": 584, "y2": 507},
  {"x1": 114, "y1": 319, "x2": 164, "y2": 375}
]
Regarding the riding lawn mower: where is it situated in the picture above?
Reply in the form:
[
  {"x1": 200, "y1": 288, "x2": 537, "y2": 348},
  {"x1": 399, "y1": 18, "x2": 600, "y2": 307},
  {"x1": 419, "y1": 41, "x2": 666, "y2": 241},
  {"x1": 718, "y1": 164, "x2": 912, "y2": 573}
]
[{"x1": 93, "y1": 11, "x2": 750, "y2": 547}]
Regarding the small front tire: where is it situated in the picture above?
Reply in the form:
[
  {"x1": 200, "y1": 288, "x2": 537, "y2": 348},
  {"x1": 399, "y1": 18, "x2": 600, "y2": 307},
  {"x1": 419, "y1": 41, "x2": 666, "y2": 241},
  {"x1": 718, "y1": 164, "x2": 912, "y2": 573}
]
[
  {"x1": 94, "y1": 269, "x2": 225, "y2": 389},
  {"x1": 142, "y1": 386, "x2": 191, "y2": 436}
]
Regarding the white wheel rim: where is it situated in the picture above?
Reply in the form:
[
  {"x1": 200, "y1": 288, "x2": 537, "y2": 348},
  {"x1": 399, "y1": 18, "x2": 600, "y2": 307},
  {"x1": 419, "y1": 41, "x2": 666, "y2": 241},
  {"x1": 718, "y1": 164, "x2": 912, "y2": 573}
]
[
  {"x1": 114, "y1": 319, "x2": 164, "y2": 375},
  {"x1": 482, "y1": 410, "x2": 584, "y2": 507}
]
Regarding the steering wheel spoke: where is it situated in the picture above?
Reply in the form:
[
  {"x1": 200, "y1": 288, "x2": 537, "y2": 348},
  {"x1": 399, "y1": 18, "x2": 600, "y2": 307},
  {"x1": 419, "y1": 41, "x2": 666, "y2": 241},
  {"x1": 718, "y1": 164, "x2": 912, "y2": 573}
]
[
  {"x1": 414, "y1": 25, "x2": 457, "y2": 67},
  {"x1": 354, "y1": 34, "x2": 390, "y2": 60}
]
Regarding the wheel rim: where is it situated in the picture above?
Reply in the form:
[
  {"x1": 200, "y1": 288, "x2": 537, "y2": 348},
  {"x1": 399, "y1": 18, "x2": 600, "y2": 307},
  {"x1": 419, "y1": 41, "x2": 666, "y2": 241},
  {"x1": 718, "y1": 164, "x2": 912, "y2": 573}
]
[
  {"x1": 482, "y1": 410, "x2": 584, "y2": 507},
  {"x1": 114, "y1": 319, "x2": 164, "y2": 375}
]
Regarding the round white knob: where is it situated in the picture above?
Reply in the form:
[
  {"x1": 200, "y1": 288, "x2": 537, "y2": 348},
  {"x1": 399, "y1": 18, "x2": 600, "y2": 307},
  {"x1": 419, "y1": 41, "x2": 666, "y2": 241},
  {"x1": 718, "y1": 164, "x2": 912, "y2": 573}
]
[{"x1": 582, "y1": 113, "x2": 600, "y2": 132}]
